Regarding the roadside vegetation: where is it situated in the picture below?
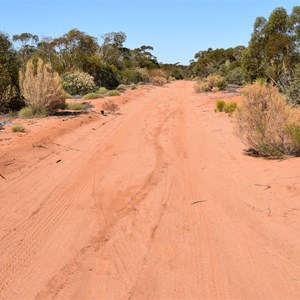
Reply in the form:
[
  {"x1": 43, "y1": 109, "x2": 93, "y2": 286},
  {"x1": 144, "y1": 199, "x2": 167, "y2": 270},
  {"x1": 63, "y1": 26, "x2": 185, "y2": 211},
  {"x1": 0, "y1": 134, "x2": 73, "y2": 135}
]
[
  {"x1": 1, "y1": 6, "x2": 300, "y2": 158},
  {"x1": 193, "y1": 5, "x2": 300, "y2": 157},
  {"x1": 0, "y1": 30, "x2": 188, "y2": 116}
]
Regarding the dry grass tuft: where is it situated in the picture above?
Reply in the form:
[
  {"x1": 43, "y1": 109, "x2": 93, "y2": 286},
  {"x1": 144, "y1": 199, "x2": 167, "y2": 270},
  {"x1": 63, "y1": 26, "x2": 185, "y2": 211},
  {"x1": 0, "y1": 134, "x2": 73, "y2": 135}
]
[{"x1": 19, "y1": 59, "x2": 65, "y2": 115}]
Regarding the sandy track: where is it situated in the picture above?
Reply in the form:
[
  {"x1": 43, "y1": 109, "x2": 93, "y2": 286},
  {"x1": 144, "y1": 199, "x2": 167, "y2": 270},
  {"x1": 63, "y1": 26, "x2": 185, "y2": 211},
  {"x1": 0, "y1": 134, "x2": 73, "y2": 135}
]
[{"x1": 0, "y1": 81, "x2": 299, "y2": 299}]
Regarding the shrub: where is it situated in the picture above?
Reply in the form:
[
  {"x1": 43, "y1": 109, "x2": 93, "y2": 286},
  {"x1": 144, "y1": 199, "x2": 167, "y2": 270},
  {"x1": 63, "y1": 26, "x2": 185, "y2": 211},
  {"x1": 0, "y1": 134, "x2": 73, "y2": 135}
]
[
  {"x1": 107, "y1": 90, "x2": 121, "y2": 97},
  {"x1": 206, "y1": 74, "x2": 227, "y2": 90},
  {"x1": 225, "y1": 67, "x2": 244, "y2": 85},
  {"x1": 18, "y1": 107, "x2": 34, "y2": 118},
  {"x1": 62, "y1": 91, "x2": 72, "y2": 99},
  {"x1": 98, "y1": 87, "x2": 108, "y2": 94},
  {"x1": 65, "y1": 102, "x2": 86, "y2": 110},
  {"x1": 150, "y1": 76, "x2": 168, "y2": 86},
  {"x1": 235, "y1": 82, "x2": 300, "y2": 157},
  {"x1": 11, "y1": 124, "x2": 25, "y2": 132},
  {"x1": 224, "y1": 102, "x2": 237, "y2": 114},
  {"x1": 62, "y1": 71, "x2": 96, "y2": 95},
  {"x1": 130, "y1": 83, "x2": 137, "y2": 89},
  {"x1": 216, "y1": 100, "x2": 225, "y2": 112},
  {"x1": 116, "y1": 84, "x2": 127, "y2": 92},
  {"x1": 120, "y1": 69, "x2": 144, "y2": 84},
  {"x1": 102, "y1": 100, "x2": 120, "y2": 114},
  {"x1": 83, "y1": 93, "x2": 104, "y2": 100},
  {"x1": 195, "y1": 74, "x2": 227, "y2": 93},
  {"x1": 212, "y1": 87, "x2": 219, "y2": 93},
  {"x1": 194, "y1": 81, "x2": 211, "y2": 93},
  {"x1": 0, "y1": 33, "x2": 22, "y2": 113},
  {"x1": 19, "y1": 59, "x2": 65, "y2": 115}
]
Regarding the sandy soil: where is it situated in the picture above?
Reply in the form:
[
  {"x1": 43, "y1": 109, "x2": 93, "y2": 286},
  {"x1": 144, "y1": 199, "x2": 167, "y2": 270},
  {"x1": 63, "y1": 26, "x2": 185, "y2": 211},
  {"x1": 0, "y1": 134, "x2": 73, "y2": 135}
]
[{"x1": 0, "y1": 81, "x2": 299, "y2": 299}]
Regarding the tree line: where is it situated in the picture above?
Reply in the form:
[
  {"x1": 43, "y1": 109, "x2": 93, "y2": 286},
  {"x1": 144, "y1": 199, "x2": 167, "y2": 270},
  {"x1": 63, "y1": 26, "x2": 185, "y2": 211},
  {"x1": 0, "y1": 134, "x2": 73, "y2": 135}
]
[
  {"x1": 1, "y1": 5, "x2": 300, "y2": 113},
  {"x1": 190, "y1": 6, "x2": 300, "y2": 105},
  {"x1": 0, "y1": 29, "x2": 189, "y2": 112}
]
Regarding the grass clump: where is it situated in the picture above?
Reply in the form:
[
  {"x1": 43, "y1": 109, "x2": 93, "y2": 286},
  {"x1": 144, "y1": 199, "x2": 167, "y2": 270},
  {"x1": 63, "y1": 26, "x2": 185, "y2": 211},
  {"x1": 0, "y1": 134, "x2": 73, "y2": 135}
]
[
  {"x1": 224, "y1": 102, "x2": 237, "y2": 114},
  {"x1": 18, "y1": 107, "x2": 34, "y2": 118},
  {"x1": 83, "y1": 93, "x2": 104, "y2": 100},
  {"x1": 216, "y1": 100, "x2": 225, "y2": 112},
  {"x1": 195, "y1": 74, "x2": 227, "y2": 93},
  {"x1": 65, "y1": 102, "x2": 86, "y2": 110},
  {"x1": 107, "y1": 90, "x2": 121, "y2": 97},
  {"x1": 130, "y1": 83, "x2": 137, "y2": 89},
  {"x1": 235, "y1": 82, "x2": 300, "y2": 157},
  {"x1": 98, "y1": 87, "x2": 108, "y2": 94},
  {"x1": 19, "y1": 59, "x2": 65, "y2": 116},
  {"x1": 102, "y1": 100, "x2": 120, "y2": 114},
  {"x1": 11, "y1": 124, "x2": 25, "y2": 132},
  {"x1": 116, "y1": 84, "x2": 127, "y2": 92}
]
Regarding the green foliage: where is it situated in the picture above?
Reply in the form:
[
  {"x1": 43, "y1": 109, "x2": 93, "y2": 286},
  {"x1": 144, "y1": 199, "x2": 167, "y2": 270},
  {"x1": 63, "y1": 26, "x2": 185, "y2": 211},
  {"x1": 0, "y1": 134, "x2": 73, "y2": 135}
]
[
  {"x1": 286, "y1": 66, "x2": 300, "y2": 106},
  {"x1": 285, "y1": 123, "x2": 300, "y2": 155},
  {"x1": 192, "y1": 46, "x2": 245, "y2": 78},
  {"x1": 235, "y1": 82, "x2": 300, "y2": 157},
  {"x1": 225, "y1": 67, "x2": 244, "y2": 85},
  {"x1": 216, "y1": 100, "x2": 225, "y2": 112},
  {"x1": 116, "y1": 84, "x2": 127, "y2": 91},
  {"x1": 243, "y1": 6, "x2": 300, "y2": 91},
  {"x1": 62, "y1": 91, "x2": 72, "y2": 99},
  {"x1": 119, "y1": 68, "x2": 144, "y2": 84},
  {"x1": 130, "y1": 83, "x2": 137, "y2": 89},
  {"x1": 62, "y1": 71, "x2": 96, "y2": 95},
  {"x1": 107, "y1": 90, "x2": 121, "y2": 96},
  {"x1": 0, "y1": 33, "x2": 22, "y2": 112},
  {"x1": 11, "y1": 124, "x2": 25, "y2": 132},
  {"x1": 195, "y1": 74, "x2": 227, "y2": 93},
  {"x1": 64, "y1": 102, "x2": 86, "y2": 110},
  {"x1": 18, "y1": 107, "x2": 34, "y2": 118},
  {"x1": 224, "y1": 102, "x2": 237, "y2": 114},
  {"x1": 83, "y1": 93, "x2": 104, "y2": 100},
  {"x1": 98, "y1": 87, "x2": 108, "y2": 94}
]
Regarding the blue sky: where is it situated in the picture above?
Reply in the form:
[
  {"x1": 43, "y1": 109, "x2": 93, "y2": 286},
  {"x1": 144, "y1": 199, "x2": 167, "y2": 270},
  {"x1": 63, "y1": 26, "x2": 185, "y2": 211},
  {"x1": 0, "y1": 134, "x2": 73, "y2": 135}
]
[{"x1": 0, "y1": 0, "x2": 299, "y2": 65}]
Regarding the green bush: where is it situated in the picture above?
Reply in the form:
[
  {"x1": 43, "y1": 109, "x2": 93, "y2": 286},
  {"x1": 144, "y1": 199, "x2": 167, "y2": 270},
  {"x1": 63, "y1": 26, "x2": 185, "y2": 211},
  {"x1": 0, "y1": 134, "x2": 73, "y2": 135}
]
[
  {"x1": 107, "y1": 90, "x2": 121, "y2": 97},
  {"x1": 83, "y1": 93, "x2": 104, "y2": 100},
  {"x1": 11, "y1": 124, "x2": 25, "y2": 132},
  {"x1": 207, "y1": 74, "x2": 227, "y2": 90},
  {"x1": 18, "y1": 107, "x2": 34, "y2": 118},
  {"x1": 216, "y1": 100, "x2": 225, "y2": 112},
  {"x1": 116, "y1": 84, "x2": 127, "y2": 92},
  {"x1": 120, "y1": 69, "x2": 144, "y2": 84},
  {"x1": 0, "y1": 33, "x2": 22, "y2": 113},
  {"x1": 224, "y1": 102, "x2": 237, "y2": 114},
  {"x1": 62, "y1": 91, "x2": 72, "y2": 99},
  {"x1": 65, "y1": 102, "x2": 86, "y2": 110},
  {"x1": 130, "y1": 83, "x2": 137, "y2": 89},
  {"x1": 225, "y1": 67, "x2": 244, "y2": 85},
  {"x1": 98, "y1": 87, "x2": 108, "y2": 94},
  {"x1": 62, "y1": 71, "x2": 96, "y2": 95}
]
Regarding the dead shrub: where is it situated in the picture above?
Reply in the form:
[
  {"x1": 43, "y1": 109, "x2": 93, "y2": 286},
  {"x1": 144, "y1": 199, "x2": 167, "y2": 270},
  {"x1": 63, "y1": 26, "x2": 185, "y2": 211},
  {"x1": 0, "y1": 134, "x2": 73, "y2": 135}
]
[
  {"x1": 235, "y1": 82, "x2": 300, "y2": 157},
  {"x1": 195, "y1": 74, "x2": 227, "y2": 93},
  {"x1": 102, "y1": 100, "x2": 120, "y2": 114},
  {"x1": 194, "y1": 81, "x2": 211, "y2": 93},
  {"x1": 150, "y1": 76, "x2": 168, "y2": 86},
  {"x1": 19, "y1": 59, "x2": 65, "y2": 115}
]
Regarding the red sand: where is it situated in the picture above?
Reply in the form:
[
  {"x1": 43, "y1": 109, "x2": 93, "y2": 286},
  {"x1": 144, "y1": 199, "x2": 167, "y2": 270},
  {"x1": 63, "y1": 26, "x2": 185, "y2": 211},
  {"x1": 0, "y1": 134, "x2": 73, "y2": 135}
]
[{"x1": 0, "y1": 81, "x2": 299, "y2": 299}]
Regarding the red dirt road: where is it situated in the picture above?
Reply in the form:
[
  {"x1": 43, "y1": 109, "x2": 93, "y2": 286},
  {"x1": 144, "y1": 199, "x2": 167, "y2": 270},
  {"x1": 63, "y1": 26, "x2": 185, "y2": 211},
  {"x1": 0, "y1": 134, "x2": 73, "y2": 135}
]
[{"x1": 0, "y1": 81, "x2": 300, "y2": 299}]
